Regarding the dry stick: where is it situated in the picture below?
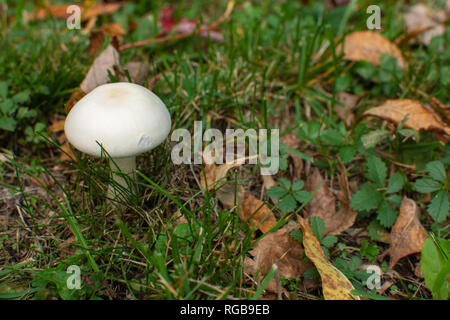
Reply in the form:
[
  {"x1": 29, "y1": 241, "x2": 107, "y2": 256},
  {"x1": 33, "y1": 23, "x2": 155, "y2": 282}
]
[
  {"x1": 119, "y1": 1, "x2": 236, "y2": 51},
  {"x1": 394, "y1": 25, "x2": 436, "y2": 46}
]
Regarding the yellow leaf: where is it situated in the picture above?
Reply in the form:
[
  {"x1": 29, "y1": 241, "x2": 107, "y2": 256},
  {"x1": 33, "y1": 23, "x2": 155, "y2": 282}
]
[
  {"x1": 339, "y1": 31, "x2": 407, "y2": 69},
  {"x1": 297, "y1": 215, "x2": 360, "y2": 300},
  {"x1": 363, "y1": 99, "x2": 450, "y2": 136}
]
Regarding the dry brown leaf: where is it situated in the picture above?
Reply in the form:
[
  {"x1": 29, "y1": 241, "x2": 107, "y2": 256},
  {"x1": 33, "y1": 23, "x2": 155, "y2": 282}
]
[
  {"x1": 280, "y1": 133, "x2": 301, "y2": 150},
  {"x1": 305, "y1": 167, "x2": 356, "y2": 235},
  {"x1": 305, "y1": 168, "x2": 335, "y2": 234},
  {"x1": 200, "y1": 160, "x2": 276, "y2": 233},
  {"x1": 65, "y1": 88, "x2": 85, "y2": 112},
  {"x1": 200, "y1": 162, "x2": 242, "y2": 191},
  {"x1": 297, "y1": 215, "x2": 359, "y2": 300},
  {"x1": 216, "y1": 183, "x2": 245, "y2": 209},
  {"x1": 340, "y1": 31, "x2": 407, "y2": 69},
  {"x1": 335, "y1": 92, "x2": 361, "y2": 127},
  {"x1": 246, "y1": 221, "x2": 309, "y2": 293},
  {"x1": 240, "y1": 193, "x2": 277, "y2": 233},
  {"x1": 404, "y1": 4, "x2": 447, "y2": 45},
  {"x1": 121, "y1": 61, "x2": 150, "y2": 86},
  {"x1": 262, "y1": 175, "x2": 277, "y2": 192},
  {"x1": 335, "y1": 160, "x2": 358, "y2": 233},
  {"x1": 50, "y1": 118, "x2": 76, "y2": 161},
  {"x1": 80, "y1": 44, "x2": 121, "y2": 94},
  {"x1": 27, "y1": 2, "x2": 122, "y2": 22},
  {"x1": 49, "y1": 120, "x2": 66, "y2": 133},
  {"x1": 60, "y1": 140, "x2": 76, "y2": 162},
  {"x1": 88, "y1": 22, "x2": 125, "y2": 56},
  {"x1": 363, "y1": 99, "x2": 450, "y2": 136},
  {"x1": 387, "y1": 197, "x2": 428, "y2": 269}
]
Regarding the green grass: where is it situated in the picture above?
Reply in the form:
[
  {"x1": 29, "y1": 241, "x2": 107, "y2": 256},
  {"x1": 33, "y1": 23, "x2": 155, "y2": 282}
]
[{"x1": 0, "y1": 0, "x2": 449, "y2": 300}]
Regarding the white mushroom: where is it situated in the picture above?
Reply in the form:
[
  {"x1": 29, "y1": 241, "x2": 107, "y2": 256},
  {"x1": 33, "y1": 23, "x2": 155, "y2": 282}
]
[{"x1": 64, "y1": 82, "x2": 171, "y2": 198}]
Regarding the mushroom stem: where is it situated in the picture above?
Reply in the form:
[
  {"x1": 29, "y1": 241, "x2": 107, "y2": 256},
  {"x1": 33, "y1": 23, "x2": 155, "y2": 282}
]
[{"x1": 108, "y1": 156, "x2": 136, "y2": 198}]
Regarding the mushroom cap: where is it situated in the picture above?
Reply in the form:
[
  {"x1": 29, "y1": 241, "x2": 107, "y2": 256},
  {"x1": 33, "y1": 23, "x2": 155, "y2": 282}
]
[{"x1": 64, "y1": 82, "x2": 171, "y2": 158}]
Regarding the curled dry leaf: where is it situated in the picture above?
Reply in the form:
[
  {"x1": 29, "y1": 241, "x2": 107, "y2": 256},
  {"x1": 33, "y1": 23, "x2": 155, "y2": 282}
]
[
  {"x1": 339, "y1": 31, "x2": 407, "y2": 69},
  {"x1": 80, "y1": 45, "x2": 121, "y2": 94},
  {"x1": 305, "y1": 167, "x2": 356, "y2": 235},
  {"x1": 297, "y1": 215, "x2": 359, "y2": 300},
  {"x1": 200, "y1": 160, "x2": 276, "y2": 233},
  {"x1": 240, "y1": 193, "x2": 277, "y2": 234},
  {"x1": 335, "y1": 160, "x2": 358, "y2": 233},
  {"x1": 387, "y1": 197, "x2": 428, "y2": 269},
  {"x1": 363, "y1": 99, "x2": 450, "y2": 137},
  {"x1": 404, "y1": 4, "x2": 447, "y2": 45},
  {"x1": 245, "y1": 221, "x2": 309, "y2": 293}
]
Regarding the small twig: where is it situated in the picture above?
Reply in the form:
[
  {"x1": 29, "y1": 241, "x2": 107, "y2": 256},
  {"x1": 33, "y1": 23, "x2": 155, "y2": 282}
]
[
  {"x1": 119, "y1": 1, "x2": 235, "y2": 51},
  {"x1": 395, "y1": 25, "x2": 435, "y2": 46}
]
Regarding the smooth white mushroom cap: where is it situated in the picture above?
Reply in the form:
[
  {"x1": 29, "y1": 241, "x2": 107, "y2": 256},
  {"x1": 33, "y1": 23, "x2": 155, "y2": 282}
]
[{"x1": 64, "y1": 82, "x2": 171, "y2": 158}]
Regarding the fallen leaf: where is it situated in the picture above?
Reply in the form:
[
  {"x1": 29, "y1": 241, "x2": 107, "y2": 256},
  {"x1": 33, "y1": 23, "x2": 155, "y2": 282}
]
[
  {"x1": 262, "y1": 174, "x2": 277, "y2": 192},
  {"x1": 80, "y1": 44, "x2": 121, "y2": 93},
  {"x1": 82, "y1": 2, "x2": 123, "y2": 21},
  {"x1": 240, "y1": 193, "x2": 277, "y2": 233},
  {"x1": 305, "y1": 167, "x2": 356, "y2": 235},
  {"x1": 27, "y1": 2, "x2": 122, "y2": 22},
  {"x1": 88, "y1": 22, "x2": 125, "y2": 56},
  {"x1": 60, "y1": 140, "x2": 76, "y2": 162},
  {"x1": 334, "y1": 92, "x2": 361, "y2": 127},
  {"x1": 246, "y1": 221, "x2": 309, "y2": 293},
  {"x1": 200, "y1": 161, "x2": 242, "y2": 191},
  {"x1": 49, "y1": 120, "x2": 66, "y2": 133},
  {"x1": 387, "y1": 197, "x2": 428, "y2": 269},
  {"x1": 363, "y1": 99, "x2": 450, "y2": 137},
  {"x1": 65, "y1": 88, "x2": 85, "y2": 112},
  {"x1": 200, "y1": 160, "x2": 277, "y2": 233},
  {"x1": 305, "y1": 168, "x2": 335, "y2": 233},
  {"x1": 340, "y1": 31, "x2": 407, "y2": 69},
  {"x1": 121, "y1": 61, "x2": 150, "y2": 86},
  {"x1": 404, "y1": 4, "x2": 447, "y2": 45},
  {"x1": 297, "y1": 215, "x2": 359, "y2": 300},
  {"x1": 335, "y1": 160, "x2": 358, "y2": 233}
]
